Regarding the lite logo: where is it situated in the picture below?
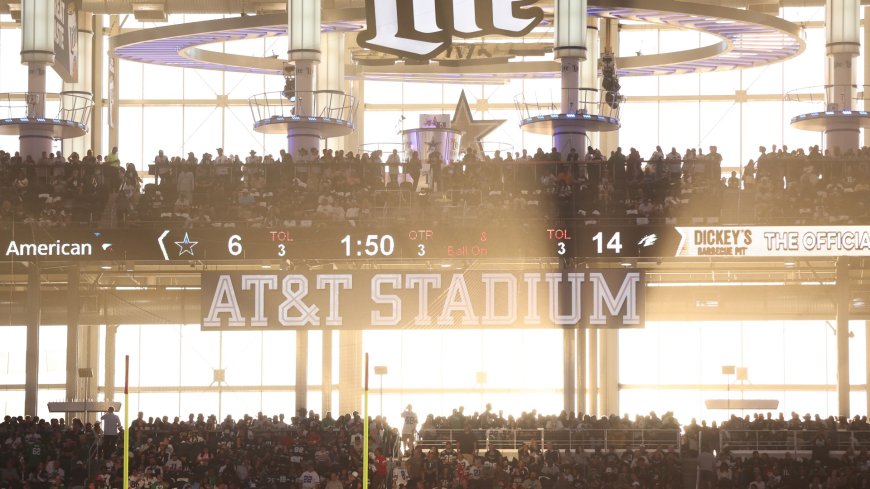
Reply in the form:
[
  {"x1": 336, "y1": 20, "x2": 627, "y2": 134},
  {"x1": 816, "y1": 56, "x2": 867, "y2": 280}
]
[{"x1": 358, "y1": 0, "x2": 544, "y2": 60}]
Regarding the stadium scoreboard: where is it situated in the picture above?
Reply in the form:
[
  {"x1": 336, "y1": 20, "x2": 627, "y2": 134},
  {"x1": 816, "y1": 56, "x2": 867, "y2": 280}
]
[{"x1": 2, "y1": 225, "x2": 869, "y2": 261}]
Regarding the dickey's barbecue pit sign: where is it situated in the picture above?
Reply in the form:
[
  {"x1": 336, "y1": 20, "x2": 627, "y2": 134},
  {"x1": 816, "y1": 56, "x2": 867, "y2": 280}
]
[{"x1": 358, "y1": 0, "x2": 544, "y2": 60}]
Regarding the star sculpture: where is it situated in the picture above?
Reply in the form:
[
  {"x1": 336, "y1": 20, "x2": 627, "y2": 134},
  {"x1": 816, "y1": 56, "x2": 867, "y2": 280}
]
[
  {"x1": 451, "y1": 90, "x2": 506, "y2": 154},
  {"x1": 175, "y1": 232, "x2": 198, "y2": 257}
]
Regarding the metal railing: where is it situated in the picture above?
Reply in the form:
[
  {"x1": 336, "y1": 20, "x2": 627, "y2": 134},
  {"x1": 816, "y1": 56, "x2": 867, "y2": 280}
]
[
  {"x1": 514, "y1": 88, "x2": 621, "y2": 122},
  {"x1": 416, "y1": 428, "x2": 681, "y2": 452},
  {"x1": 248, "y1": 90, "x2": 357, "y2": 124},
  {"x1": 784, "y1": 84, "x2": 870, "y2": 112},
  {"x1": 0, "y1": 91, "x2": 93, "y2": 125},
  {"x1": 719, "y1": 429, "x2": 870, "y2": 453}
]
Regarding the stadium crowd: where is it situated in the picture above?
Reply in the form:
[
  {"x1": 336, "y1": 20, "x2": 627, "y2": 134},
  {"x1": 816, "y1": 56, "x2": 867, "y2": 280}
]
[
  {"x1": 3, "y1": 406, "x2": 870, "y2": 489},
  {"x1": 0, "y1": 143, "x2": 868, "y2": 228}
]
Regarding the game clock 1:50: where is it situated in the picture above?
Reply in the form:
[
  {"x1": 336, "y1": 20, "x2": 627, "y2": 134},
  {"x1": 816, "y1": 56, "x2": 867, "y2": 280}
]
[{"x1": 341, "y1": 234, "x2": 396, "y2": 257}]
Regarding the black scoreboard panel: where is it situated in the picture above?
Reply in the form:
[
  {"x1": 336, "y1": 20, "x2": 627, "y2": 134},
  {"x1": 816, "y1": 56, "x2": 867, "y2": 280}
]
[{"x1": 1, "y1": 224, "x2": 868, "y2": 261}]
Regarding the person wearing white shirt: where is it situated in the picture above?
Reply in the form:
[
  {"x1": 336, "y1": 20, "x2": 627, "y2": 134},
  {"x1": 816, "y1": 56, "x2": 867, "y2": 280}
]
[
  {"x1": 299, "y1": 466, "x2": 321, "y2": 489},
  {"x1": 245, "y1": 150, "x2": 262, "y2": 165},
  {"x1": 214, "y1": 148, "x2": 231, "y2": 165},
  {"x1": 101, "y1": 406, "x2": 122, "y2": 458},
  {"x1": 392, "y1": 461, "x2": 411, "y2": 489},
  {"x1": 401, "y1": 405, "x2": 418, "y2": 454},
  {"x1": 154, "y1": 150, "x2": 169, "y2": 165}
]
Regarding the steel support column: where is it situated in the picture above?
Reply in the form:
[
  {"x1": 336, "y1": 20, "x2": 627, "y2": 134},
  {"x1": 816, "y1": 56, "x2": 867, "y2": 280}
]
[
  {"x1": 599, "y1": 19, "x2": 620, "y2": 156},
  {"x1": 825, "y1": 0, "x2": 860, "y2": 151},
  {"x1": 577, "y1": 328, "x2": 586, "y2": 414},
  {"x1": 563, "y1": 327, "x2": 576, "y2": 414},
  {"x1": 837, "y1": 257, "x2": 851, "y2": 417},
  {"x1": 108, "y1": 15, "x2": 121, "y2": 151},
  {"x1": 104, "y1": 325, "x2": 117, "y2": 402},
  {"x1": 866, "y1": 321, "x2": 870, "y2": 416},
  {"x1": 295, "y1": 330, "x2": 308, "y2": 413},
  {"x1": 588, "y1": 327, "x2": 598, "y2": 416},
  {"x1": 287, "y1": 0, "x2": 322, "y2": 157},
  {"x1": 62, "y1": 12, "x2": 94, "y2": 158},
  {"x1": 322, "y1": 329, "x2": 333, "y2": 415},
  {"x1": 601, "y1": 329, "x2": 620, "y2": 415},
  {"x1": 65, "y1": 266, "x2": 80, "y2": 405},
  {"x1": 339, "y1": 329, "x2": 363, "y2": 414},
  {"x1": 24, "y1": 264, "x2": 41, "y2": 416},
  {"x1": 91, "y1": 15, "x2": 104, "y2": 155}
]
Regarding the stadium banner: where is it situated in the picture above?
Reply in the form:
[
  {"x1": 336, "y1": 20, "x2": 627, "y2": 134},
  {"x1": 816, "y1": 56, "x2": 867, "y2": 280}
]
[
  {"x1": 52, "y1": 0, "x2": 78, "y2": 83},
  {"x1": 200, "y1": 269, "x2": 644, "y2": 330},
  {"x1": 676, "y1": 226, "x2": 870, "y2": 257}
]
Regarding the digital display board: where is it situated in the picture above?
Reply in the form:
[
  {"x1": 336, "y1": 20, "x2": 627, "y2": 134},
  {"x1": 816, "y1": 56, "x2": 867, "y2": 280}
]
[{"x1": 1, "y1": 225, "x2": 868, "y2": 261}]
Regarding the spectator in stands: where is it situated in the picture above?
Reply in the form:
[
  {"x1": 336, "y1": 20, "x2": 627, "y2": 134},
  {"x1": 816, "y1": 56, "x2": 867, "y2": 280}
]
[
  {"x1": 83, "y1": 149, "x2": 97, "y2": 165},
  {"x1": 246, "y1": 150, "x2": 262, "y2": 165},
  {"x1": 101, "y1": 406, "x2": 122, "y2": 458},
  {"x1": 727, "y1": 171, "x2": 740, "y2": 190},
  {"x1": 177, "y1": 166, "x2": 194, "y2": 206},
  {"x1": 743, "y1": 160, "x2": 756, "y2": 190},
  {"x1": 214, "y1": 147, "x2": 230, "y2": 165},
  {"x1": 456, "y1": 425, "x2": 478, "y2": 463},
  {"x1": 401, "y1": 405, "x2": 418, "y2": 454},
  {"x1": 105, "y1": 146, "x2": 120, "y2": 167}
]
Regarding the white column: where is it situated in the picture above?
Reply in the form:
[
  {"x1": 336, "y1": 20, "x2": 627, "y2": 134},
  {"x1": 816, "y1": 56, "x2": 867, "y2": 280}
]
[
  {"x1": 825, "y1": 0, "x2": 860, "y2": 152},
  {"x1": 576, "y1": 328, "x2": 586, "y2": 415},
  {"x1": 588, "y1": 327, "x2": 598, "y2": 416},
  {"x1": 599, "y1": 19, "x2": 620, "y2": 157},
  {"x1": 318, "y1": 31, "x2": 346, "y2": 151},
  {"x1": 24, "y1": 265, "x2": 41, "y2": 416},
  {"x1": 108, "y1": 15, "x2": 120, "y2": 151},
  {"x1": 865, "y1": 7, "x2": 870, "y2": 147},
  {"x1": 62, "y1": 11, "x2": 94, "y2": 159},
  {"x1": 77, "y1": 325, "x2": 100, "y2": 423},
  {"x1": 837, "y1": 258, "x2": 851, "y2": 417},
  {"x1": 91, "y1": 15, "x2": 104, "y2": 156},
  {"x1": 287, "y1": 0, "x2": 322, "y2": 157},
  {"x1": 600, "y1": 329, "x2": 619, "y2": 415},
  {"x1": 563, "y1": 328, "x2": 576, "y2": 414},
  {"x1": 581, "y1": 17, "x2": 600, "y2": 151},
  {"x1": 322, "y1": 329, "x2": 333, "y2": 415},
  {"x1": 20, "y1": 0, "x2": 55, "y2": 159},
  {"x1": 865, "y1": 320, "x2": 870, "y2": 416},
  {"x1": 553, "y1": 0, "x2": 587, "y2": 160},
  {"x1": 296, "y1": 330, "x2": 308, "y2": 413},
  {"x1": 65, "y1": 266, "x2": 80, "y2": 405},
  {"x1": 104, "y1": 325, "x2": 117, "y2": 402},
  {"x1": 339, "y1": 329, "x2": 363, "y2": 414},
  {"x1": 344, "y1": 33, "x2": 365, "y2": 155}
]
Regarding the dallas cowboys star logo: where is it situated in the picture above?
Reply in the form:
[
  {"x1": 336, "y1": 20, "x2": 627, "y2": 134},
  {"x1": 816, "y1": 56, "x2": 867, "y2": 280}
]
[{"x1": 175, "y1": 232, "x2": 198, "y2": 256}]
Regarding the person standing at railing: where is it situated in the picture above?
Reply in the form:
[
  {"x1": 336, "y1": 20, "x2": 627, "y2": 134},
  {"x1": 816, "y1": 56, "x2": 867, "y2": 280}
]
[
  {"x1": 401, "y1": 405, "x2": 418, "y2": 455},
  {"x1": 457, "y1": 425, "x2": 478, "y2": 464},
  {"x1": 100, "y1": 406, "x2": 121, "y2": 459},
  {"x1": 698, "y1": 448, "x2": 715, "y2": 489}
]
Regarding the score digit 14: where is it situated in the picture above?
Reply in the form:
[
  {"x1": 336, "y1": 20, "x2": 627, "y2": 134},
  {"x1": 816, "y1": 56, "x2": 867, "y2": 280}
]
[{"x1": 592, "y1": 232, "x2": 623, "y2": 254}]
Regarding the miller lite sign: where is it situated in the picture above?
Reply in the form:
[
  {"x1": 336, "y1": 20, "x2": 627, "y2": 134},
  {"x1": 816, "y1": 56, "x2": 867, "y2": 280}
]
[{"x1": 358, "y1": 0, "x2": 544, "y2": 60}]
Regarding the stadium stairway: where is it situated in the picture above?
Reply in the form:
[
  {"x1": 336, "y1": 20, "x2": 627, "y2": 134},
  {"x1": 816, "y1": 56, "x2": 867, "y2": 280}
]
[{"x1": 682, "y1": 455, "x2": 698, "y2": 489}]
